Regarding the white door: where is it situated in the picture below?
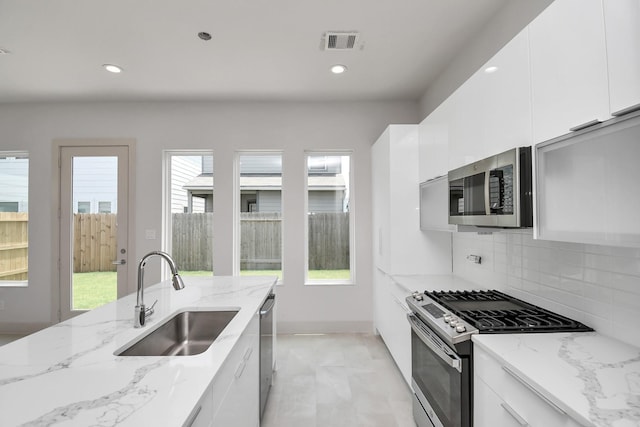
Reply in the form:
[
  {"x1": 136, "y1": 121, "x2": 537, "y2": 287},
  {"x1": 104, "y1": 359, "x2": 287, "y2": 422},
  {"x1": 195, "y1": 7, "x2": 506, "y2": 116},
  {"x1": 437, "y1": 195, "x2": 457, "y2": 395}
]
[{"x1": 59, "y1": 145, "x2": 130, "y2": 320}]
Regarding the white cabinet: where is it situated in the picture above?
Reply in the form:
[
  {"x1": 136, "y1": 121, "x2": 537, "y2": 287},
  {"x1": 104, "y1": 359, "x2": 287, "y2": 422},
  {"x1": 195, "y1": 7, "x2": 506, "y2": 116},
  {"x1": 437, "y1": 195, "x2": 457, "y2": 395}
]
[
  {"x1": 603, "y1": 0, "x2": 640, "y2": 115},
  {"x1": 529, "y1": 0, "x2": 610, "y2": 143},
  {"x1": 184, "y1": 384, "x2": 214, "y2": 427},
  {"x1": 211, "y1": 313, "x2": 259, "y2": 427},
  {"x1": 448, "y1": 27, "x2": 532, "y2": 170},
  {"x1": 474, "y1": 346, "x2": 584, "y2": 427},
  {"x1": 372, "y1": 125, "x2": 452, "y2": 275},
  {"x1": 419, "y1": 176, "x2": 455, "y2": 232},
  {"x1": 373, "y1": 269, "x2": 411, "y2": 386},
  {"x1": 419, "y1": 95, "x2": 455, "y2": 181},
  {"x1": 535, "y1": 112, "x2": 640, "y2": 247}
]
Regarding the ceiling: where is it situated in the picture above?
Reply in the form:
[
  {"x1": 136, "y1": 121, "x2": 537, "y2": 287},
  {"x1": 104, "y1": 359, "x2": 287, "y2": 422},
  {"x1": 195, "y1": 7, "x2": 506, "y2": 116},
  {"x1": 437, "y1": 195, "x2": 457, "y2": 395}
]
[{"x1": 0, "y1": 0, "x2": 510, "y2": 103}]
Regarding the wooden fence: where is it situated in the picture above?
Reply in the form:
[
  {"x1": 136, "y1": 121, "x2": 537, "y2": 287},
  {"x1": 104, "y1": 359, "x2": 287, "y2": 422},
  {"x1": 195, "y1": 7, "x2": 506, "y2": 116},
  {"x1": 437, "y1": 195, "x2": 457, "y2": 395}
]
[
  {"x1": 67, "y1": 212, "x2": 349, "y2": 273},
  {"x1": 172, "y1": 212, "x2": 349, "y2": 271},
  {"x1": 73, "y1": 213, "x2": 117, "y2": 273},
  {"x1": 0, "y1": 212, "x2": 29, "y2": 280}
]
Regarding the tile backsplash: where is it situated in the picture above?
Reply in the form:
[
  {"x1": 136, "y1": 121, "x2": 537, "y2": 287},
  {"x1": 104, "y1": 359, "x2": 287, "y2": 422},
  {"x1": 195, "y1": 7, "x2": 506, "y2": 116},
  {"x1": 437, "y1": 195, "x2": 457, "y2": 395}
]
[{"x1": 452, "y1": 231, "x2": 640, "y2": 348}]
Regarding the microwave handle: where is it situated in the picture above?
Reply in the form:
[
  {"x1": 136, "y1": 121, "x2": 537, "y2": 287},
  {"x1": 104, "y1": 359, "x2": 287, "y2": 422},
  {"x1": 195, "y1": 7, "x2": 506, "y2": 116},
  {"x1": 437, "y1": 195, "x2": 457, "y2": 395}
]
[
  {"x1": 407, "y1": 313, "x2": 462, "y2": 373},
  {"x1": 484, "y1": 171, "x2": 491, "y2": 214}
]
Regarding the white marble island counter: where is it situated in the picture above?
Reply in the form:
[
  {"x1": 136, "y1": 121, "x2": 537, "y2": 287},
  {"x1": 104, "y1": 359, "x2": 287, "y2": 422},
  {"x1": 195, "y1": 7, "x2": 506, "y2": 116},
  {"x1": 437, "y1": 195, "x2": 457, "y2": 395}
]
[
  {"x1": 0, "y1": 275, "x2": 276, "y2": 427},
  {"x1": 474, "y1": 332, "x2": 640, "y2": 427}
]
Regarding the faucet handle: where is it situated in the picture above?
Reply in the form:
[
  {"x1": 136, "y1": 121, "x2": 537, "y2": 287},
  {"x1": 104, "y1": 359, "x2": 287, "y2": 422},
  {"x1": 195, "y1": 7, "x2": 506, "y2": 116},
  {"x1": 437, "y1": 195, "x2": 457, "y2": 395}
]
[{"x1": 145, "y1": 300, "x2": 158, "y2": 317}]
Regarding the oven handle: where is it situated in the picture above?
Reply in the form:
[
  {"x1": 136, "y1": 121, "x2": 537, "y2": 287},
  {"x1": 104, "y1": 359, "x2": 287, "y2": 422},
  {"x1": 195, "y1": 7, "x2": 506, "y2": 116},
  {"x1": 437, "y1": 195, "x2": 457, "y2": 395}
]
[{"x1": 407, "y1": 313, "x2": 463, "y2": 373}]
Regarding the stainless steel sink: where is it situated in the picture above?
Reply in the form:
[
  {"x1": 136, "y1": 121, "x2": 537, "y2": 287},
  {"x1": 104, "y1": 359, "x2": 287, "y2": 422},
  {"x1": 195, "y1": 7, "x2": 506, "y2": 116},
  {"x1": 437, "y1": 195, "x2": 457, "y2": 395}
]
[{"x1": 116, "y1": 309, "x2": 239, "y2": 356}]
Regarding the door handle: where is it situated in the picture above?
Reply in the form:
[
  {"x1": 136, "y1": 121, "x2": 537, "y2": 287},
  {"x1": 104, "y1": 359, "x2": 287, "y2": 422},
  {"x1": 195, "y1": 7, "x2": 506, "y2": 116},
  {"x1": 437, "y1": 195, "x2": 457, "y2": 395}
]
[{"x1": 112, "y1": 259, "x2": 126, "y2": 265}]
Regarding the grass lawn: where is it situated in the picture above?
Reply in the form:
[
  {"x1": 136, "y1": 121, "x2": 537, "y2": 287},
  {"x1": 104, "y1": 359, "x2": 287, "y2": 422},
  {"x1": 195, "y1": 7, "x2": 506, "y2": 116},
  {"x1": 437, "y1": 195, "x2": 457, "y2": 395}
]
[{"x1": 73, "y1": 269, "x2": 350, "y2": 310}]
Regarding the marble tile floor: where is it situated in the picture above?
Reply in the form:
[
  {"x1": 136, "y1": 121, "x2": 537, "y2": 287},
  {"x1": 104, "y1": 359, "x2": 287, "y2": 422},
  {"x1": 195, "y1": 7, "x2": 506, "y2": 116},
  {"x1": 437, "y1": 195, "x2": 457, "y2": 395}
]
[{"x1": 261, "y1": 333, "x2": 415, "y2": 427}]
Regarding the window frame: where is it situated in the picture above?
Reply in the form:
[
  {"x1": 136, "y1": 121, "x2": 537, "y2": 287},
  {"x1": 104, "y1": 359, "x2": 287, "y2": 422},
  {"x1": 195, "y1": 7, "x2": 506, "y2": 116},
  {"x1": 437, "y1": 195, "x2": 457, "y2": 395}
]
[
  {"x1": 234, "y1": 150, "x2": 284, "y2": 284},
  {"x1": 304, "y1": 150, "x2": 355, "y2": 286},
  {"x1": 0, "y1": 151, "x2": 29, "y2": 288},
  {"x1": 162, "y1": 150, "x2": 215, "y2": 279}
]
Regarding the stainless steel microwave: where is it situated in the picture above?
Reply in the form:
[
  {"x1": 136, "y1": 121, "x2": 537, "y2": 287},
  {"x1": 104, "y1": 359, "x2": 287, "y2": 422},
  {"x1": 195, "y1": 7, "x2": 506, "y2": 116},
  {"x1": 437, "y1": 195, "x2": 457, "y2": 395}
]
[{"x1": 448, "y1": 147, "x2": 532, "y2": 228}]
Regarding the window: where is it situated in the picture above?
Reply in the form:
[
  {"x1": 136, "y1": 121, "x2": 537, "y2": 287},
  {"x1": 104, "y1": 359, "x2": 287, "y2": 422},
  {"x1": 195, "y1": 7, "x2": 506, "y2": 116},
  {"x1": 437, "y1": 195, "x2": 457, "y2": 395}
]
[
  {"x1": 77, "y1": 201, "x2": 90, "y2": 213},
  {"x1": 0, "y1": 153, "x2": 29, "y2": 285},
  {"x1": 237, "y1": 153, "x2": 283, "y2": 280},
  {"x1": 98, "y1": 201, "x2": 111, "y2": 213},
  {"x1": 165, "y1": 152, "x2": 214, "y2": 276},
  {"x1": 306, "y1": 153, "x2": 353, "y2": 284}
]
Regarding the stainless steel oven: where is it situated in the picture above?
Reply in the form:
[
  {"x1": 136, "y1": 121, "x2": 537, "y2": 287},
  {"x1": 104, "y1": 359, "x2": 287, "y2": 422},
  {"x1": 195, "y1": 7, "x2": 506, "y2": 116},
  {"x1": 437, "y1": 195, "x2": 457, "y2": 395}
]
[
  {"x1": 408, "y1": 312, "x2": 472, "y2": 427},
  {"x1": 406, "y1": 289, "x2": 591, "y2": 427}
]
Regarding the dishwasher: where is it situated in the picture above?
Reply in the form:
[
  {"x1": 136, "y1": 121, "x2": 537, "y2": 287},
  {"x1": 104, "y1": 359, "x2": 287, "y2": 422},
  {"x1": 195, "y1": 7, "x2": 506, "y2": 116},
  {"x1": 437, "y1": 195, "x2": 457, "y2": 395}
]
[{"x1": 259, "y1": 293, "x2": 275, "y2": 419}]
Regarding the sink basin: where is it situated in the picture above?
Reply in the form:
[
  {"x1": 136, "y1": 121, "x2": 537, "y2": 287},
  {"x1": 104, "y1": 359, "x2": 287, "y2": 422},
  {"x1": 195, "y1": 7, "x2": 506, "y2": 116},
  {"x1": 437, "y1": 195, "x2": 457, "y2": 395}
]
[{"x1": 116, "y1": 309, "x2": 239, "y2": 356}]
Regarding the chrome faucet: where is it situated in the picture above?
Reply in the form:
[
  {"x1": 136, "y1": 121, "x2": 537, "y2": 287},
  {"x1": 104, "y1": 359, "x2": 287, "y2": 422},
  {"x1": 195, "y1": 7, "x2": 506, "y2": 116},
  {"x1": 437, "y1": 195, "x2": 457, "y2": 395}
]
[{"x1": 134, "y1": 251, "x2": 185, "y2": 328}]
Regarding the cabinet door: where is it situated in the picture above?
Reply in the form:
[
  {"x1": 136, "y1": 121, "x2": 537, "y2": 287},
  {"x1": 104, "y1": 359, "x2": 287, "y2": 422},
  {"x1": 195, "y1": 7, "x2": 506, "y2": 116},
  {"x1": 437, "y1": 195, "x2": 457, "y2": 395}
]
[
  {"x1": 535, "y1": 114, "x2": 640, "y2": 247},
  {"x1": 212, "y1": 315, "x2": 260, "y2": 427},
  {"x1": 474, "y1": 376, "x2": 526, "y2": 427},
  {"x1": 529, "y1": 0, "x2": 610, "y2": 143},
  {"x1": 184, "y1": 385, "x2": 214, "y2": 427},
  {"x1": 603, "y1": 0, "x2": 640, "y2": 115},
  {"x1": 448, "y1": 28, "x2": 532, "y2": 170},
  {"x1": 419, "y1": 95, "x2": 455, "y2": 181}
]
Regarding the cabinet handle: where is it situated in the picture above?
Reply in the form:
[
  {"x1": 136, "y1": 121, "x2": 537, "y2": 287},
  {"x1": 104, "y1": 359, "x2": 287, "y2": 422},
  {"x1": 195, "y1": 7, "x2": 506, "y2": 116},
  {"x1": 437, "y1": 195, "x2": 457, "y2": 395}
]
[
  {"x1": 500, "y1": 402, "x2": 529, "y2": 426},
  {"x1": 393, "y1": 296, "x2": 412, "y2": 315},
  {"x1": 235, "y1": 361, "x2": 246, "y2": 379},
  {"x1": 243, "y1": 347, "x2": 253, "y2": 361},
  {"x1": 501, "y1": 366, "x2": 567, "y2": 415},
  {"x1": 611, "y1": 102, "x2": 640, "y2": 117},
  {"x1": 569, "y1": 119, "x2": 601, "y2": 132},
  {"x1": 183, "y1": 405, "x2": 202, "y2": 427}
]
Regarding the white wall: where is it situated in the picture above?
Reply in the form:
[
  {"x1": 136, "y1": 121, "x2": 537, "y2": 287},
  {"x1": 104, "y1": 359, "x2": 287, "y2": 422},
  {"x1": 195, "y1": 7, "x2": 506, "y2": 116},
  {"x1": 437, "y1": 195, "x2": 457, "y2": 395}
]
[
  {"x1": 0, "y1": 100, "x2": 418, "y2": 334},
  {"x1": 453, "y1": 231, "x2": 640, "y2": 348}
]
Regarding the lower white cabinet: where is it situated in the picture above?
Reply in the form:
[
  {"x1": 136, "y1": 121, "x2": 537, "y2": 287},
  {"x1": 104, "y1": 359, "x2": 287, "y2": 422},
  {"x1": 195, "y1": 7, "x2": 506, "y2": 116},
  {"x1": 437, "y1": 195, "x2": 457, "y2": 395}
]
[
  {"x1": 184, "y1": 384, "x2": 214, "y2": 427},
  {"x1": 373, "y1": 269, "x2": 411, "y2": 386},
  {"x1": 210, "y1": 313, "x2": 260, "y2": 427},
  {"x1": 474, "y1": 346, "x2": 583, "y2": 427}
]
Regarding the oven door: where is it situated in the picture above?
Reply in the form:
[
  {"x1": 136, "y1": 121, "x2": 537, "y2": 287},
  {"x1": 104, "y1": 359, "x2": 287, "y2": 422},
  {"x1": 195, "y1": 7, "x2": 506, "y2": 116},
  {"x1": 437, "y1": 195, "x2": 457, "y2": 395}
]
[{"x1": 408, "y1": 313, "x2": 471, "y2": 427}]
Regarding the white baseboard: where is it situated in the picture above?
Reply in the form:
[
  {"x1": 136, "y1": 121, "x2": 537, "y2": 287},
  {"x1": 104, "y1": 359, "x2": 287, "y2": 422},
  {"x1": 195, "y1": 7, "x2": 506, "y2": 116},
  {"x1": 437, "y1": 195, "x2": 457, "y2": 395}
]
[{"x1": 276, "y1": 320, "x2": 373, "y2": 334}]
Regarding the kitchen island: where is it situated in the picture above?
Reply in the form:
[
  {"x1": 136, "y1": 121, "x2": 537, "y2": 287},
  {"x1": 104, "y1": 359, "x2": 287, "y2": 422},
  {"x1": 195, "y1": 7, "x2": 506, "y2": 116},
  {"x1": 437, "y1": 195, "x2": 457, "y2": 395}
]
[{"x1": 0, "y1": 275, "x2": 276, "y2": 426}]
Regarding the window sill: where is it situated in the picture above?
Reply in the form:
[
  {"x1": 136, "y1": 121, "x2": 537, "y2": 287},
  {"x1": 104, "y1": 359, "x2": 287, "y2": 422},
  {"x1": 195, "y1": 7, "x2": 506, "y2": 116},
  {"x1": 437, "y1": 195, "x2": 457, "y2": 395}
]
[
  {"x1": 0, "y1": 280, "x2": 28, "y2": 288},
  {"x1": 304, "y1": 280, "x2": 354, "y2": 286}
]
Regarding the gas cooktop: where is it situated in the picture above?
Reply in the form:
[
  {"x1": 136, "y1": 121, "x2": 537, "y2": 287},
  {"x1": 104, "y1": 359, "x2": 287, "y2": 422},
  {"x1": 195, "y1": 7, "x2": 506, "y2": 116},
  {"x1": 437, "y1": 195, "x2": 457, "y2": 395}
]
[{"x1": 426, "y1": 289, "x2": 593, "y2": 334}]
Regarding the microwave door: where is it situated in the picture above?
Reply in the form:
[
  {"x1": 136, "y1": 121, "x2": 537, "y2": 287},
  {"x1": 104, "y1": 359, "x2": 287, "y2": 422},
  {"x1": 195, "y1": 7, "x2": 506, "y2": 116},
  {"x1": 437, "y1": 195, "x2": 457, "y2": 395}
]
[{"x1": 463, "y1": 172, "x2": 486, "y2": 215}]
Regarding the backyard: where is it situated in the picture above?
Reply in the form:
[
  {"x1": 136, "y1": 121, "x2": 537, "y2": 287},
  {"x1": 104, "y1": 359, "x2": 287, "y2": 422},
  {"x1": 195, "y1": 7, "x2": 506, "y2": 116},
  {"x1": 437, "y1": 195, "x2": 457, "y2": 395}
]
[{"x1": 72, "y1": 270, "x2": 350, "y2": 310}]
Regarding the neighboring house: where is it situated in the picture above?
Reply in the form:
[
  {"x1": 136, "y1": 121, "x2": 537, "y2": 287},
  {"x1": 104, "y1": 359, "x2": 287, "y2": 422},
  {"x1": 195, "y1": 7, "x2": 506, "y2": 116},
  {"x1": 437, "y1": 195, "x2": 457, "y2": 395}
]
[
  {"x1": 182, "y1": 156, "x2": 348, "y2": 213},
  {"x1": 72, "y1": 157, "x2": 118, "y2": 214},
  {"x1": 0, "y1": 156, "x2": 28, "y2": 213}
]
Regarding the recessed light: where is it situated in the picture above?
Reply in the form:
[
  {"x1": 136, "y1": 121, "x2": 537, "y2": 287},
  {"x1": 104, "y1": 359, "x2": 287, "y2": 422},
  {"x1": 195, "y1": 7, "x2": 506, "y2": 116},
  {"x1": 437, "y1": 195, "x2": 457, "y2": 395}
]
[
  {"x1": 484, "y1": 66, "x2": 498, "y2": 74},
  {"x1": 198, "y1": 32, "x2": 212, "y2": 41},
  {"x1": 103, "y1": 64, "x2": 123, "y2": 74},
  {"x1": 330, "y1": 64, "x2": 347, "y2": 74}
]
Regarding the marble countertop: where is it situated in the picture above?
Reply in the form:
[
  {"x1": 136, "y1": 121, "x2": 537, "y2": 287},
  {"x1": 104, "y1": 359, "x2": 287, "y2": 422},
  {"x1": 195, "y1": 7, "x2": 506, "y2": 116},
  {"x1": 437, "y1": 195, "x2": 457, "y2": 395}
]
[
  {"x1": 0, "y1": 275, "x2": 276, "y2": 427},
  {"x1": 473, "y1": 332, "x2": 640, "y2": 427}
]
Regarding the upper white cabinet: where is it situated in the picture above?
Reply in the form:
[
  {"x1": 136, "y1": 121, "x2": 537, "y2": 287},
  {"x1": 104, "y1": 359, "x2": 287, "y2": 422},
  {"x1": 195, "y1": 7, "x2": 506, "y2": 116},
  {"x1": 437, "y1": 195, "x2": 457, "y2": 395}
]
[
  {"x1": 448, "y1": 27, "x2": 532, "y2": 170},
  {"x1": 535, "y1": 112, "x2": 640, "y2": 247},
  {"x1": 603, "y1": 0, "x2": 640, "y2": 115},
  {"x1": 372, "y1": 125, "x2": 452, "y2": 274},
  {"x1": 419, "y1": 94, "x2": 455, "y2": 181},
  {"x1": 529, "y1": 0, "x2": 610, "y2": 143}
]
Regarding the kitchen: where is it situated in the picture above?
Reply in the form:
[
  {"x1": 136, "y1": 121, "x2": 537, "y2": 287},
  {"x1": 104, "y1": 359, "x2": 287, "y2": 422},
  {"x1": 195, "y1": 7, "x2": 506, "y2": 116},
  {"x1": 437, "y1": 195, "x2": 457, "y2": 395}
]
[{"x1": 1, "y1": 0, "x2": 639, "y2": 426}]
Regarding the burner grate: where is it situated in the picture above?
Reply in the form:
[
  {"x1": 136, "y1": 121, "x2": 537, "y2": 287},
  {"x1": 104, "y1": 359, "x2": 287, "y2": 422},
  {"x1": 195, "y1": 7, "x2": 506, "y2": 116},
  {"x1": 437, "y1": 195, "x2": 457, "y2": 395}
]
[{"x1": 426, "y1": 289, "x2": 592, "y2": 333}]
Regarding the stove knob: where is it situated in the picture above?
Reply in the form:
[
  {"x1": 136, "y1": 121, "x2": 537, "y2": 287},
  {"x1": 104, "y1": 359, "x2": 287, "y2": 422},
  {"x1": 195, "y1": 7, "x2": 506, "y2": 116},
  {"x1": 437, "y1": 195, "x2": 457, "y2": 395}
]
[
  {"x1": 449, "y1": 319, "x2": 458, "y2": 328},
  {"x1": 455, "y1": 324, "x2": 467, "y2": 333},
  {"x1": 443, "y1": 314, "x2": 452, "y2": 323}
]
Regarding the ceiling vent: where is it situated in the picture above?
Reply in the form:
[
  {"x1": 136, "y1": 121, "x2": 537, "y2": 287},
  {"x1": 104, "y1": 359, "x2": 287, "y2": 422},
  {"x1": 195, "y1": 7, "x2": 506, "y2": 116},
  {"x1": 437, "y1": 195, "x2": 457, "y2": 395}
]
[{"x1": 323, "y1": 32, "x2": 360, "y2": 50}]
